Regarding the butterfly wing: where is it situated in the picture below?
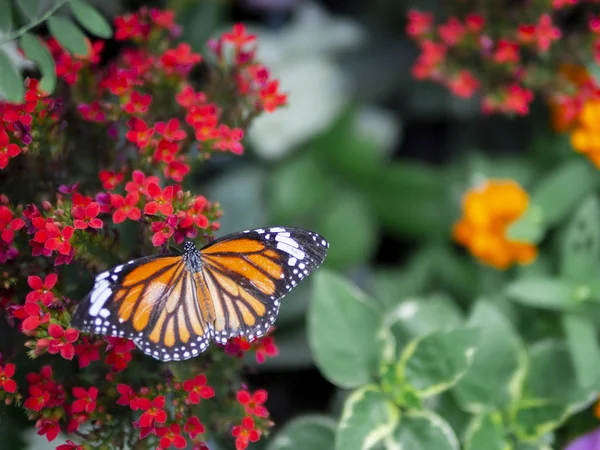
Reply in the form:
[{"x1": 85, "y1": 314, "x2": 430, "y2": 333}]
[
  {"x1": 198, "y1": 226, "x2": 329, "y2": 344},
  {"x1": 71, "y1": 254, "x2": 214, "y2": 361}
]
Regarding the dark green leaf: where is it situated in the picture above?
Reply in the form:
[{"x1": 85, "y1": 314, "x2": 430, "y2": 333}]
[
  {"x1": 19, "y1": 32, "x2": 56, "y2": 93},
  {"x1": 309, "y1": 270, "x2": 382, "y2": 388},
  {"x1": 69, "y1": 0, "x2": 112, "y2": 38},
  {"x1": 531, "y1": 159, "x2": 598, "y2": 226},
  {"x1": 505, "y1": 277, "x2": 576, "y2": 311},
  {"x1": 16, "y1": 0, "x2": 43, "y2": 19},
  {"x1": 336, "y1": 386, "x2": 399, "y2": 450},
  {"x1": 399, "y1": 328, "x2": 479, "y2": 397},
  {"x1": 512, "y1": 401, "x2": 569, "y2": 441},
  {"x1": 454, "y1": 300, "x2": 526, "y2": 411},
  {"x1": 390, "y1": 411, "x2": 459, "y2": 450},
  {"x1": 524, "y1": 340, "x2": 595, "y2": 406},
  {"x1": 268, "y1": 415, "x2": 336, "y2": 450},
  {"x1": 0, "y1": 48, "x2": 24, "y2": 103},
  {"x1": 463, "y1": 413, "x2": 508, "y2": 450},
  {"x1": 560, "y1": 195, "x2": 600, "y2": 281},
  {"x1": 562, "y1": 313, "x2": 600, "y2": 389},
  {"x1": 47, "y1": 16, "x2": 89, "y2": 56},
  {"x1": 0, "y1": 0, "x2": 13, "y2": 31},
  {"x1": 176, "y1": 0, "x2": 225, "y2": 51},
  {"x1": 316, "y1": 190, "x2": 377, "y2": 268}
]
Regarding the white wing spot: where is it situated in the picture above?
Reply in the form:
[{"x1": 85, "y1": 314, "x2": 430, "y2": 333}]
[
  {"x1": 275, "y1": 235, "x2": 299, "y2": 248},
  {"x1": 276, "y1": 242, "x2": 305, "y2": 259},
  {"x1": 99, "y1": 308, "x2": 110, "y2": 318}
]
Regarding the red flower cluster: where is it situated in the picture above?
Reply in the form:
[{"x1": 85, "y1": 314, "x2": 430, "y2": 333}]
[
  {"x1": 225, "y1": 335, "x2": 279, "y2": 364},
  {"x1": 407, "y1": 3, "x2": 600, "y2": 116}
]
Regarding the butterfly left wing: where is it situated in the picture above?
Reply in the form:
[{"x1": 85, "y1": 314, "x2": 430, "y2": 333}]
[
  {"x1": 197, "y1": 226, "x2": 329, "y2": 344},
  {"x1": 72, "y1": 254, "x2": 214, "y2": 362}
]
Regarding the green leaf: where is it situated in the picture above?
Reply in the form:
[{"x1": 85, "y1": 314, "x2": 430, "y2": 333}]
[
  {"x1": 16, "y1": 0, "x2": 43, "y2": 19},
  {"x1": 336, "y1": 386, "x2": 399, "y2": 450},
  {"x1": 69, "y1": 0, "x2": 112, "y2": 38},
  {"x1": 463, "y1": 413, "x2": 508, "y2": 450},
  {"x1": 398, "y1": 328, "x2": 479, "y2": 397},
  {"x1": 0, "y1": 48, "x2": 23, "y2": 103},
  {"x1": 268, "y1": 154, "x2": 330, "y2": 224},
  {"x1": 47, "y1": 16, "x2": 89, "y2": 56},
  {"x1": 0, "y1": 0, "x2": 13, "y2": 32},
  {"x1": 454, "y1": 300, "x2": 527, "y2": 412},
  {"x1": 524, "y1": 340, "x2": 596, "y2": 407},
  {"x1": 268, "y1": 415, "x2": 337, "y2": 450},
  {"x1": 562, "y1": 313, "x2": 600, "y2": 389},
  {"x1": 506, "y1": 203, "x2": 545, "y2": 243},
  {"x1": 386, "y1": 411, "x2": 459, "y2": 450},
  {"x1": 316, "y1": 189, "x2": 377, "y2": 268},
  {"x1": 560, "y1": 195, "x2": 600, "y2": 281},
  {"x1": 505, "y1": 277, "x2": 577, "y2": 311},
  {"x1": 309, "y1": 270, "x2": 383, "y2": 388},
  {"x1": 512, "y1": 400, "x2": 569, "y2": 441},
  {"x1": 19, "y1": 33, "x2": 56, "y2": 93},
  {"x1": 363, "y1": 162, "x2": 448, "y2": 239},
  {"x1": 531, "y1": 159, "x2": 598, "y2": 226}
]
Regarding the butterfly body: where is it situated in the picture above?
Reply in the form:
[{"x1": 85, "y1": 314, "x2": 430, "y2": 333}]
[{"x1": 72, "y1": 227, "x2": 328, "y2": 362}]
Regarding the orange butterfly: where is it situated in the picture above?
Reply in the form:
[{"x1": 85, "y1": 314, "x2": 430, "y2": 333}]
[{"x1": 71, "y1": 227, "x2": 328, "y2": 361}]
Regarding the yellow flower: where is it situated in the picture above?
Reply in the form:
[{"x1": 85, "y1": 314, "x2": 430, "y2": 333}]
[{"x1": 453, "y1": 179, "x2": 537, "y2": 269}]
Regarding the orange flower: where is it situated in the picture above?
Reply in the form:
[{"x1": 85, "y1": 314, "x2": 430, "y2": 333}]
[
  {"x1": 453, "y1": 179, "x2": 537, "y2": 269},
  {"x1": 571, "y1": 98, "x2": 600, "y2": 169}
]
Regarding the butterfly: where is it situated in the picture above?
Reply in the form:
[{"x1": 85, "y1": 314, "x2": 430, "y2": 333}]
[{"x1": 71, "y1": 227, "x2": 328, "y2": 362}]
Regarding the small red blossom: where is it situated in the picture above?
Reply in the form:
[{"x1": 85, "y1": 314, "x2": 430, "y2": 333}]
[
  {"x1": 155, "y1": 118, "x2": 186, "y2": 141},
  {"x1": 99, "y1": 170, "x2": 124, "y2": 190},
  {"x1": 116, "y1": 383, "x2": 140, "y2": 410},
  {"x1": 36, "y1": 418, "x2": 61, "y2": 442},
  {"x1": 56, "y1": 440, "x2": 83, "y2": 450},
  {"x1": 164, "y1": 160, "x2": 190, "y2": 182},
  {"x1": 0, "y1": 363, "x2": 17, "y2": 393},
  {"x1": 160, "y1": 43, "x2": 202, "y2": 76},
  {"x1": 33, "y1": 221, "x2": 74, "y2": 255},
  {"x1": 24, "y1": 385, "x2": 50, "y2": 411},
  {"x1": 74, "y1": 337, "x2": 102, "y2": 368},
  {"x1": 213, "y1": 125, "x2": 244, "y2": 154},
  {"x1": 104, "y1": 338, "x2": 135, "y2": 372},
  {"x1": 125, "y1": 170, "x2": 160, "y2": 196},
  {"x1": 124, "y1": 90, "x2": 152, "y2": 114},
  {"x1": 72, "y1": 386, "x2": 98, "y2": 414},
  {"x1": 77, "y1": 101, "x2": 106, "y2": 122},
  {"x1": 138, "y1": 395, "x2": 167, "y2": 427},
  {"x1": 237, "y1": 389, "x2": 269, "y2": 418},
  {"x1": 494, "y1": 39, "x2": 519, "y2": 64},
  {"x1": 26, "y1": 273, "x2": 57, "y2": 305},
  {"x1": 406, "y1": 10, "x2": 433, "y2": 38},
  {"x1": 153, "y1": 139, "x2": 180, "y2": 163},
  {"x1": 15, "y1": 301, "x2": 50, "y2": 332},
  {"x1": 111, "y1": 192, "x2": 142, "y2": 223},
  {"x1": 114, "y1": 13, "x2": 146, "y2": 41},
  {"x1": 72, "y1": 201, "x2": 103, "y2": 230},
  {"x1": 144, "y1": 183, "x2": 174, "y2": 216},
  {"x1": 447, "y1": 69, "x2": 480, "y2": 98},
  {"x1": 184, "y1": 416, "x2": 205, "y2": 439},
  {"x1": 0, "y1": 205, "x2": 25, "y2": 243},
  {"x1": 0, "y1": 129, "x2": 21, "y2": 169},
  {"x1": 125, "y1": 117, "x2": 154, "y2": 148},
  {"x1": 223, "y1": 24, "x2": 256, "y2": 48},
  {"x1": 254, "y1": 336, "x2": 278, "y2": 363},
  {"x1": 437, "y1": 17, "x2": 465, "y2": 46},
  {"x1": 232, "y1": 416, "x2": 261, "y2": 450},
  {"x1": 43, "y1": 324, "x2": 80, "y2": 360},
  {"x1": 157, "y1": 423, "x2": 187, "y2": 449},
  {"x1": 183, "y1": 374, "x2": 215, "y2": 404},
  {"x1": 260, "y1": 80, "x2": 287, "y2": 112}
]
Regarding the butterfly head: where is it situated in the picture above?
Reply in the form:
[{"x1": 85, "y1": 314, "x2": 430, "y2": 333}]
[{"x1": 183, "y1": 240, "x2": 202, "y2": 271}]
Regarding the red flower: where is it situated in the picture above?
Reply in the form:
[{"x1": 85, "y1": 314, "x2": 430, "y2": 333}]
[
  {"x1": 77, "y1": 101, "x2": 106, "y2": 122},
  {"x1": 104, "y1": 338, "x2": 135, "y2": 372},
  {"x1": 74, "y1": 337, "x2": 102, "y2": 368},
  {"x1": 144, "y1": 183, "x2": 174, "y2": 216},
  {"x1": 157, "y1": 423, "x2": 187, "y2": 449},
  {"x1": 437, "y1": 17, "x2": 465, "y2": 46},
  {"x1": 160, "y1": 43, "x2": 202, "y2": 76},
  {"x1": 124, "y1": 90, "x2": 152, "y2": 114},
  {"x1": 260, "y1": 80, "x2": 287, "y2": 113},
  {"x1": 254, "y1": 336, "x2": 278, "y2": 363},
  {"x1": 72, "y1": 386, "x2": 98, "y2": 413},
  {"x1": 164, "y1": 160, "x2": 190, "y2": 182},
  {"x1": 26, "y1": 273, "x2": 57, "y2": 305},
  {"x1": 125, "y1": 170, "x2": 160, "y2": 196},
  {"x1": 99, "y1": 170, "x2": 124, "y2": 190},
  {"x1": 0, "y1": 129, "x2": 21, "y2": 169},
  {"x1": 176, "y1": 85, "x2": 206, "y2": 108},
  {"x1": 56, "y1": 440, "x2": 83, "y2": 450},
  {"x1": 447, "y1": 70, "x2": 480, "y2": 99},
  {"x1": 237, "y1": 389, "x2": 269, "y2": 418},
  {"x1": 183, "y1": 374, "x2": 215, "y2": 404},
  {"x1": 114, "y1": 13, "x2": 145, "y2": 41},
  {"x1": 125, "y1": 117, "x2": 154, "y2": 148},
  {"x1": 493, "y1": 39, "x2": 519, "y2": 64},
  {"x1": 17, "y1": 301, "x2": 50, "y2": 332},
  {"x1": 213, "y1": 125, "x2": 244, "y2": 154},
  {"x1": 72, "y1": 201, "x2": 102, "y2": 229},
  {"x1": 111, "y1": 192, "x2": 141, "y2": 223},
  {"x1": 116, "y1": 383, "x2": 139, "y2": 409},
  {"x1": 232, "y1": 416, "x2": 261, "y2": 450},
  {"x1": 151, "y1": 216, "x2": 178, "y2": 246},
  {"x1": 518, "y1": 14, "x2": 561, "y2": 52},
  {"x1": 153, "y1": 139, "x2": 180, "y2": 163},
  {"x1": 138, "y1": 395, "x2": 167, "y2": 427},
  {"x1": 34, "y1": 222, "x2": 74, "y2": 255},
  {"x1": 184, "y1": 416, "x2": 205, "y2": 439},
  {"x1": 406, "y1": 9, "x2": 433, "y2": 38},
  {"x1": 24, "y1": 385, "x2": 50, "y2": 411},
  {"x1": 223, "y1": 24, "x2": 256, "y2": 47},
  {"x1": 41, "y1": 324, "x2": 79, "y2": 359},
  {"x1": 36, "y1": 418, "x2": 61, "y2": 442},
  {"x1": 155, "y1": 118, "x2": 186, "y2": 142},
  {"x1": 0, "y1": 363, "x2": 17, "y2": 393},
  {"x1": 0, "y1": 205, "x2": 24, "y2": 243}
]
